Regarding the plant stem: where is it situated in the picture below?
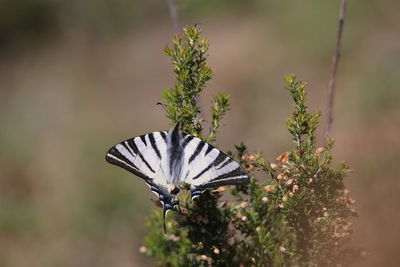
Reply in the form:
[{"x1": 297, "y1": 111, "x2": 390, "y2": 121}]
[
  {"x1": 165, "y1": 0, "x2": 181, "y2": 33},
  {"x1": 325, "y1": 0, "x2": 348, "y2": 138}
]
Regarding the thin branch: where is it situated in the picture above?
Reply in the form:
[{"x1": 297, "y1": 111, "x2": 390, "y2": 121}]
[
  {"x1": 325, "y1": 0, "x2": 348, "y2": 138},
  {"x1": 165, "y1": 0, "x2": 181, "y2": 33}
]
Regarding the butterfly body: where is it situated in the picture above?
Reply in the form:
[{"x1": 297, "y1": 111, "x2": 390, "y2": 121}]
[{"x1": 106, "y1": 122, "x2": 249, "y2": 230}]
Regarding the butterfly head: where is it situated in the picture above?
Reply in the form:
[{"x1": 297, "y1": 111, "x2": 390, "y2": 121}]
[{"x1": 167, "y1": 184, "x2": 180, "y2": 195}]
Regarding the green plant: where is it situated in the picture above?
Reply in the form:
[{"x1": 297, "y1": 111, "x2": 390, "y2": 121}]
[{"x1": 141, "y1": 26, "x2": 360, "y2": 267}]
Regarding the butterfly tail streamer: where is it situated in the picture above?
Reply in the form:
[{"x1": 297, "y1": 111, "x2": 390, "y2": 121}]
[
  {"x1": 163, "y1": 215, "x2": 166, "y2": 234},
  {"x1": 163, "y1": 206, "x2": 168, "y2": 234}
]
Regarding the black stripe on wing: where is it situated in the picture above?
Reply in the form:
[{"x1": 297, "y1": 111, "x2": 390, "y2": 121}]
[
  {"x1": 105, "y1": 146, "x2": 151, "y2": 181},
  {"x1": 189, "y1": 143, "x2": 249, "y2": 187},
  {"x1": 192, "y1": 152, "x2": 226, "y2": 180},
  {"x1": 140, "y1": 135, "x2": 147, "y2": 146},
  {"x1": 127, "y1": 139, "x2": 139, "y2": 154},
  {"x1": 197, "y1": 165, "x2": 248, "y2": 188},
  {"x1": 200, "y1": 174, "x2": 248, "y2": 188},
  {"x1": 130, "y1": 137, "x2": 156, "y2": 174},
  {"x1": 182, "y1": 135, "x2": 194, "y2": 148},
  {"x1": 211, "y1": 166, "x2": 246, "y2": 181},
  {"x1": 216, "y1": 158, "x2": 233, "y2": 170},
  {"x1": 189, "y1": 141, "x2": 205, "y2": 163},
  {"x1": 160, "y1": 131, "x2": 168, "y2": 142},
  {"x1": 205, "y1": 144, "x2": 215, "y2": 156},
  {"x1": 192, "y1": 164, "x2": 248, "y2": 189},
  {"x1": 105, "y1": 131, "x2": 167, "y2": 181},
  {"x1": 149, "y1": 133, "x2": 161, "y2": 159}
]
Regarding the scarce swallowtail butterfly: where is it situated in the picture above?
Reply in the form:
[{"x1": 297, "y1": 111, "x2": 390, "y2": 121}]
[{"x1": 105, "y1": 121, "x2": 249, "y2": 232}]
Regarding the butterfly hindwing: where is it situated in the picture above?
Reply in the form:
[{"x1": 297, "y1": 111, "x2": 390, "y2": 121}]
[{"x1": 105, "y1": 131, "x2": 168, "y2": 182}]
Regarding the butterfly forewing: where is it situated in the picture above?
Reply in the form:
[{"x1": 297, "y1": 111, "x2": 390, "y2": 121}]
[
  {"x1": 105, "y1": 131, "x2": 168, "y2": 182},
  {"x1": 182, "y1": 136, "x2": 248, "y2": 188}
]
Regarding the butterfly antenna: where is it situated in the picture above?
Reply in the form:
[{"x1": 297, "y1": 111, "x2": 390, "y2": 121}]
[{"x1": 156, "y1": 102, "x2": 167, "y2": 112}]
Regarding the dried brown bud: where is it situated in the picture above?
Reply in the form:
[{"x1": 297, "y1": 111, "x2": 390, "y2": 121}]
[
  {"x1": 249, "y1": 154, "x2": 259, "y2": 161},
  {"x1": 292, "y1": 185, "x2": 299, "y2": 192},
  {"x1": 139, "y1": 245, "x2": 147, "y2": 253},
  {"x1": 276, "y1": 153, "x2": 289, "y2": 163},
  {"x1": 277, "y1": 173, "x2": 287, "y2": 180},
  {"x1": 240, "y1": 202, "x2": 249, "y2": 208},
  {"x1": 241, "y1": 154, "x2": 250, "y2": 160},
  {"x1": 264, "y1": 185, "x2": 277, "y2": 192},
  {"x1": 315, "y1": 147, "x2": 324, "y2": 156},
  {"x1": 245, "y1": 163, "x2": 255, "y2": 172},
  {"x1": 219, "y1": 200, "x2": 228, "y2": 208}
]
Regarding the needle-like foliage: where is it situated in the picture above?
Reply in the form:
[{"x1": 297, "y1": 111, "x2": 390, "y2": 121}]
[
  {"x1": 162, "y1": 26, "x2": 214, "y2": 136},
  {"x1": 141, "y1": 26, "x2": 361, "y2": 267}
]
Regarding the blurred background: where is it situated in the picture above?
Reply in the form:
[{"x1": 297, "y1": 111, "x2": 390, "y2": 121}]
[{"x1": 0, "y1": 0, "x2": 399, "y2": 266}]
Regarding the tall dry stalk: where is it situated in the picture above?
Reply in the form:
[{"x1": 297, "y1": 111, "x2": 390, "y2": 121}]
[
  {"x1": 165, "y1": 0, "x2": 181, "y2": 33},
  {"x1": 326, "y1": 0, "x2": 348, "y2": 138}
]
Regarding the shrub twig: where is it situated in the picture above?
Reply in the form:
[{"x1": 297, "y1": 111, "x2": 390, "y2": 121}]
[
  {"x1": 326, "y1": 0, "x2": 348, "y2": 138},
  {"x1": 165, "y1": 0, "x2": 181, "y2": 33}
]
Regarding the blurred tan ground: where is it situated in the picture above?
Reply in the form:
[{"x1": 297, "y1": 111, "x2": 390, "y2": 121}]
[{"x1": 0, "y1": 1, "x2": 399, "y2": 266}]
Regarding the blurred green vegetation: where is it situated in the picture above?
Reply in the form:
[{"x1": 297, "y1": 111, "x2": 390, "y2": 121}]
[{"x1": 0, "y1": 0, "x2": 399, "y2": 266}]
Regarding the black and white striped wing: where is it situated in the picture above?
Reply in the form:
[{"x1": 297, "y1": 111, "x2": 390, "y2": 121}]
[
  {"x1": 105, "y1": 131, "x2": 168, "y2": 182},
  {"x1": 182, "y1": 136, "x2": 249, "y2": 188}
]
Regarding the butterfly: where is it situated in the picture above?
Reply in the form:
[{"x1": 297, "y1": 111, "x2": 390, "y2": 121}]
[{"x1": 105, "y1": 121, "x2": 249, "y2": 231}]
